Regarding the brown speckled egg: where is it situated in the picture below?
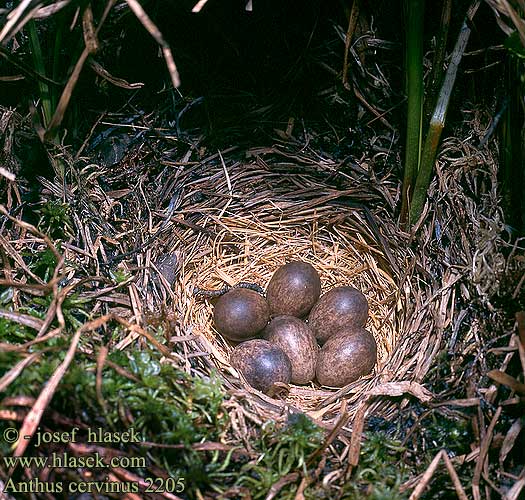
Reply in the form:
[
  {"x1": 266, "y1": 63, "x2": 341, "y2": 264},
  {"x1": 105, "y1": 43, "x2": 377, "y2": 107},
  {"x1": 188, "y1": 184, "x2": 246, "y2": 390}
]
[
  {"x1": 308, "y1": 286, "x2": 368, "y2": 344},
  {"x1": 264, "y1": 316, "x2": 318, "y2": 384},
  {"x1": 230, "y1": 339, "x2": 292, "y2": 393},
  {"x1": 213, "y1": 288, "x2": 269, "y2": 342},
  {"x1": 316, "y1": 327, "x2": 377, "y2": 387},
  {"x1": 266, "y1": 261, "x2": 321, "y2": 318}
]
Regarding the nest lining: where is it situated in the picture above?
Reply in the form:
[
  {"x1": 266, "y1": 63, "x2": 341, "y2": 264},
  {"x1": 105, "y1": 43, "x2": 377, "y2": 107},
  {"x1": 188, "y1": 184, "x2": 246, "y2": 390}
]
[{"x1": 171, "y1": 165, "x2": 403, "y2": 415}]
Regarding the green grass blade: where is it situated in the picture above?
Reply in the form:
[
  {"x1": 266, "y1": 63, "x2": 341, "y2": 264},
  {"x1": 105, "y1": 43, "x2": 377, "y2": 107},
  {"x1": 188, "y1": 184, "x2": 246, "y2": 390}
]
[
  {"x1": 401, "y1": 0, "x2": 425, "y2": 223},
  {"x1": 499, "y1": 54, "x2": 525, "y2": 233},
  {"x1": 409, "y1": 1, "x2": 481, "y2": 225},
  {"x1": 27, "y1": 19, "x2": 53, "y2": 127}
]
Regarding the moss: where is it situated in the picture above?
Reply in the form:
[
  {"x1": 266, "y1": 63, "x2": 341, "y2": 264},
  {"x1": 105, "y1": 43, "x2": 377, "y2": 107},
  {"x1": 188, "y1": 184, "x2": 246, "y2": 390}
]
[
  {"x1": 232, "y1": 413, "x2": 324, "y2": 498},
  {"x1": 345, "y1": 432, "x2": 408, "y2": 499},
  {"x1": 36, "y1": 201, "x2": 73, "y2": 240},
  {"x1": 0, "y1": 339, "x2": 233, "y2": 496},
  {"x1": 23, "y1": 247, "x2": 59, "y2": 282}
]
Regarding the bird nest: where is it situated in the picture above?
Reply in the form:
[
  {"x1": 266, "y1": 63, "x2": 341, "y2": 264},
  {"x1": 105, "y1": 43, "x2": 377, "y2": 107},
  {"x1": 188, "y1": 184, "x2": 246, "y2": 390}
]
[
  {"x1": 23, "y1": 131, "x2": 500, "y2": 428},
  {"x1": 152, "y1": 159, "x2": 430, "y2": 425},
  {"x1": 3, "y1": 97, "x2": 506, "y2": 439}
]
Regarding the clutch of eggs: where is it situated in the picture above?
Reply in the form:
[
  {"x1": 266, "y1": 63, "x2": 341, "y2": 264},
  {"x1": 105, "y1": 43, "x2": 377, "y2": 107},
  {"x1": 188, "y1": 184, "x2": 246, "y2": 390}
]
[{"x1": 208, "y1": 261, "x2": 377, "y2": 393}]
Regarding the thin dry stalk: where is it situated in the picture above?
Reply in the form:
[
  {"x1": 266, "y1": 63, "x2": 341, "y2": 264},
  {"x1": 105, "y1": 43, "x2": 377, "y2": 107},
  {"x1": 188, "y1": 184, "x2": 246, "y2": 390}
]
[
  {"x1": 409, "y1": 449, "x2": 468, "y2": 500},
  {"x1": 125, "y1": 0, "x2": 180, "y2": 88},
  {"x1": 345, "y1": 398, "x2": 369, "y2": 477},
  {"x1": 472, "y1": 406, "x2": 503, "y2": 499},
  {"x1": 342, "y1": 0, "x2": 360, "y2": 90}
]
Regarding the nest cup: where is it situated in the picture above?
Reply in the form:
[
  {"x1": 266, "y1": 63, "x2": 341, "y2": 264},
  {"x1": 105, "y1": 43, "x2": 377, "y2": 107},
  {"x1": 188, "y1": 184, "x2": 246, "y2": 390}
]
[{"x1": 172, "y1": 163, "x2": 404, "y2": 422}]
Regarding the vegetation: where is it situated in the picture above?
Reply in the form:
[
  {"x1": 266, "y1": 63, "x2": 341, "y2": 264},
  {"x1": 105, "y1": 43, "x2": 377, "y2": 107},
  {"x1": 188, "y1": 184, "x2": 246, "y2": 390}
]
[{"x1": 1, "y1": 1, "x2": 524, "y2": 499}]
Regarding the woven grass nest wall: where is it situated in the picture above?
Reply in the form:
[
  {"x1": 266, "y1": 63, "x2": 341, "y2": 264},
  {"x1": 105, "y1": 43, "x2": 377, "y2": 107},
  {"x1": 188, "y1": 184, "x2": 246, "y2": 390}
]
[{"x1": 150, "y1": 159, "x2": 432, "y2": 425}]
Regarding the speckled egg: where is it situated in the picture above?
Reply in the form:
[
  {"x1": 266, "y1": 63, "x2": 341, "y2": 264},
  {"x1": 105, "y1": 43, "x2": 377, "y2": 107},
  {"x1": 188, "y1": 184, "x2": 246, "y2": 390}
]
[
  {"x1": 308, "y1": 286, "x2": 369, "y2": 344},
  {"x1": 213, "y1": 288, "x2": 269, "y2": 342},
  {"x1": 266, "y1": 261, "x2": 321, "y2": 318},
  {"x1": 230, "y1": 339, "x2": 292, "y2": 393},
  {"x1": 316, "y1": 327, "x2": 377, "y2": 387},
  {"x1": 264, "y1": 316, "x2": 318, "y2": 384}
]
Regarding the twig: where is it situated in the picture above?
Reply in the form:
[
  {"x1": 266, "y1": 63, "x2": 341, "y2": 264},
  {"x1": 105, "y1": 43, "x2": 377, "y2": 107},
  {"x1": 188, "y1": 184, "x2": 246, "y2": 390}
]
[
  {"x1": 409, "y1": 449, "x2": 444, "y2": 499},
  {"x1": 342, "y1": 0, "x2": 360, "y2": 90},
  {"x1": 0, "y1": 204, "x2": 62, "y2": 261},
  {"x1": 441, "y1": 451, "x2": 469, "y2": 500},
  {"x1": 472, "y1": 406, "x2": 502, "y2": 500},
  {"x1": 409, "y1": 449, "x2": 468, "y2": 499},
  {"x1": 125, "y1": 0, "x2": 180, "y2": 88},
  {"x1": 0, "y1": 353, "x2": 42, "y2": 393},
  {"x1": 307, "y1": 400, "x2": 349, "y2": 467},
  {"x1": 95, "y1": 345, "x2": 109, "y2": 413},
  {"x1": 265, "y1": 473, "x2": 300, "y2": 500},
  {"x1": 345, "y1": 399, "x2": 369, "y2": 478}
]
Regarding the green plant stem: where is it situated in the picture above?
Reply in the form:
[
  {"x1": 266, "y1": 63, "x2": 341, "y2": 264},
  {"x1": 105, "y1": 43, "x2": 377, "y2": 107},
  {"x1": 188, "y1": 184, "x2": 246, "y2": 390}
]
[
  {"x1": 400, "y1": 0, "x2": 425, "y2": 223},
  {"x1": 409, "y1": 1, "x2": 481, "y2": 225},
  {"x1": 500, "y1": 54, "x2": 525, "y2": 233},
  {"x1": 51, "y1": 14, "x2": 65, "y2": 114},
  {"x1": 27, "y1": 20, "x2": 53, "y2": 127}
]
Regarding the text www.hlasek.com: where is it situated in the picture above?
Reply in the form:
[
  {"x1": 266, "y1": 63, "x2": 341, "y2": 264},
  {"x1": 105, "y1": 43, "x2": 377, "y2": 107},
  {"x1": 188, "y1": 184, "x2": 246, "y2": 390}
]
[{"x1": 3, "y1": 452, "x2": 145, "y2": 469}]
